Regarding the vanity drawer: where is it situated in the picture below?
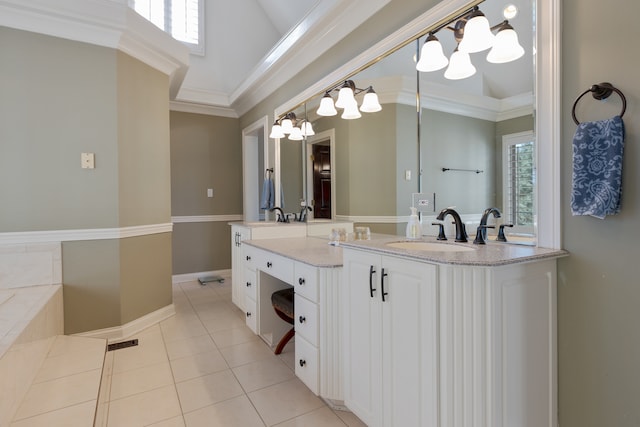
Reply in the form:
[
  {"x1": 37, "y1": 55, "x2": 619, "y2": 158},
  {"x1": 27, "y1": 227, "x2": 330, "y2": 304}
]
[
  {"x1": 245, "y1": 297, "x2": 257, "y2": 333},
  {"x1": 294, "y1": 262, "x2": 318, "y2": 303},
  {"x1": 242, "y1": 245, "x2": 258, "y2": 270},
  {"x1": 294, "y1": 294, "x2": 319, "y2": 346},
  {"x1": 295, "y1": 336, "x2": 319, "y2": 395},
  {"x1": 259, "y1": 252, "x2": 293, "y2": 284},
  {"x1": 244, "y1": 268, "x2": 257, "y2": 301}
]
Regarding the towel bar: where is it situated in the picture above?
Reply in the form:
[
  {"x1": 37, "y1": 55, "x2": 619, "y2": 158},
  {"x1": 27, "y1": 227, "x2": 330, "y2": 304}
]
[{"x1": 572, "y1": 82, "x2": 626, "y2": 125}]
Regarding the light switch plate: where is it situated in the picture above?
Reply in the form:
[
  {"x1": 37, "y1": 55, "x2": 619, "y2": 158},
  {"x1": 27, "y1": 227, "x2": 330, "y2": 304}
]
[
  {"x1": 207, "y1": 188, "x2": 213, "y2": 198},
  {"x1": 81, "y1": 152, "x2": 95, "y2": 169}
]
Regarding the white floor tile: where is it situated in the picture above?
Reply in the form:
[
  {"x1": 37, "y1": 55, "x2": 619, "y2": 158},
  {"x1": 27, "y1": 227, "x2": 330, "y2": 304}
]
[
  {"x1": 232, "y1": 357, "x2": 295, "y2": 393},
  {"x1": 107, "y1": 385, "x2": 182, "y2": 427},
  {"x1": 183, "y1": 395, "x2": 264, "y2": 427},
  {"x1": 170, "y1": 350, "x2": 229, "y2": 383},
  {"x1": 13, "y1": 369, "x2": 102, "y2": 421},
  {"x1": 219, "y1": 340, "x2": 274, "y2": 368},
  {"x1": 273, "y1": 406, "x2": 348, "y2": 427},
  {"x1": 210, "y1": 326, "x2": 259, "y2": 348},
  {"x1": 109, "y1": 361, "x2": 174, "y2": 401},
  {"x1": 164, "y1": 334, "x2": 217, "y2": 360},
  {"x1": 10, "y1": 400, "x2": 97, "y2": 427},
  {"x1": 175, "y1": 369, "x2": 244, "y2": 414},
  {"x1": 248, "y1": 377, "x2": 325, "y2": 426},
  {"x1": 147, "y1": 415, "x2": 186, "y2": 427}
]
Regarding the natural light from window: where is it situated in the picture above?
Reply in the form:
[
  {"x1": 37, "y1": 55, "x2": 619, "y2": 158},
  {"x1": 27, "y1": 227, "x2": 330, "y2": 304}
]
[
  {"x1": 130, "y1": 0, "x2": 203, "y2": 54},
  {"x1": 502, "y1": 131, "x2": 535, "y2": 236}
]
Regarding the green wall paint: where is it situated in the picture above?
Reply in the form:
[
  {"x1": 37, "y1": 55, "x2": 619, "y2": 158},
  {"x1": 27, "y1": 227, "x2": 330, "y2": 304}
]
[
  {"x1": 0, "y1": 27, "x2": 174, "y2": 334},
  {"x1": 0, "y1": 27, "x2": 119, "y2": 231},
  {"x1": 169, "y1": 111, "x2": 242, "y2": 274},
  {"x1": 558, "y1": 0, "x2": 640, "y2": 425}
]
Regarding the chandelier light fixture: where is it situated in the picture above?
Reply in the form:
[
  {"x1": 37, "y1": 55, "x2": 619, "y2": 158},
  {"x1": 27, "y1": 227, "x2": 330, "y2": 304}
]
[
  {"x1": 416, "y1": 4, "x2": 525, "y2": 80},
  {"x1": 269, "y1": 112, "x2": 315, "y2": 140},
  {"x1": 316, "y1": 80, "x2": 382, "y2": 119}
]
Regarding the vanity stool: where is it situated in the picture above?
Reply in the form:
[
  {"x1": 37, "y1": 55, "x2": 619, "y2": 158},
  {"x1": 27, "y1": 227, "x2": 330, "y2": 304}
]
[{"x1": 270, "y1": 288, "x2": 295, "y2": 354}]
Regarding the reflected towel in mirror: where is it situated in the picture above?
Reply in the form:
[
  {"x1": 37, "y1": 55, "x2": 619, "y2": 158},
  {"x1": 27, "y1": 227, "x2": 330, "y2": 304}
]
[
  {"x1": 571, "y1": 115, "x2": 625, "y2": 219},
  {"x1": 261, "y1": 177, "x2": 275, "y2": 210}
]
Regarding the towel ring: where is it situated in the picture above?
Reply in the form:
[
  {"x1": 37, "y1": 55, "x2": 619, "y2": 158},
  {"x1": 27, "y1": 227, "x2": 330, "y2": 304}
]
[{"x1": 572, "y1": 82, "x2": 626, "y2": 125}]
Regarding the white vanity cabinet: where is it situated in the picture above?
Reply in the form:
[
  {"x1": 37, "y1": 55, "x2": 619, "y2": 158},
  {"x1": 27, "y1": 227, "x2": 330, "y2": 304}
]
[
  {"x1": 240, "y1": 238, "x2": 345, "y2": 403},
  {"x1": 342, "y1": 249, "x2": 438, "y2": 427},
  {"x1": 230, "y1": 223, "x2": 306, "y2": 311},
  {"x1": 342, "y1": 246, "x2": 558, "y2": 427}
]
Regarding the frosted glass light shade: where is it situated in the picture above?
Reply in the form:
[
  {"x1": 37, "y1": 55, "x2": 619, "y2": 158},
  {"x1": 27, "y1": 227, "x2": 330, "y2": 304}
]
[
  {"x1": 416, "y1": 34, "x2": 449, "y2": 72},
  {"x1": 487, "y1": 25, "x2": 524, "y2": 63},
  {"x1": 288, "y1": 127, "x2": 303, "y2": 140},
  {"x1": 335, "y1": 85, "x2": 355, "y2": 109},
  {"x1": 341, "y1": 99, "x2": 361, "y2": 119},
  {"x1": 360, "y1": 88, "x2": 382, "y2": 113},
  {"x1": 280, "y1": 118, "x2": 294, "y2": 134},
  {"x1": 444, "y1": 49, "x2": 476, "y2": 80},
  {"x1": 269, "y1": 123, "x2": 284, "y2": 139},
  {"x1": 458, "y1": 9, "x2": 494, "y2": 53},
  {"x1": 317, "y1": 93, "x2": 337, "y2": 116},
  {"x1": 301, "y1": 121, "x2": 315, "y2": 136}
]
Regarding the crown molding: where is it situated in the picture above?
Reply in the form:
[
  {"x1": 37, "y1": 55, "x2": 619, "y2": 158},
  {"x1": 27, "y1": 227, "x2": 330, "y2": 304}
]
[
  {"x1": 0, "y1": 0, "x2": 189, "y2": 99},
  {"x1": 170, "y1": 100, "x2": 238, "y2": 118},
  {"x1": 230, "y1": 0, "x2": 391, "y2": 117}
]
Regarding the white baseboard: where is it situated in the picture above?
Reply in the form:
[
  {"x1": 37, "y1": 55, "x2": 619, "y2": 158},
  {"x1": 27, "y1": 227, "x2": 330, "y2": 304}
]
[
  {"x1": 172, "y1": 269, "x2": 231, "y2": 285},
  {"x1": 73, "y1": 304, "x2": 175, "y2": 343}
]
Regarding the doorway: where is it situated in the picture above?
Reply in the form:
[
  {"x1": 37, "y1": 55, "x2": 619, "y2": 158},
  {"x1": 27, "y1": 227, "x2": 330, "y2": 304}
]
[
  {"x1": 242, "y1": 116, "x2": 271, "y2": 221},
  {"x1": 306, "y1": 129, "x2": 336, "y2": 220},
  {"x1": 311, "y1": 142, "x2": 331, "y2": 219}
]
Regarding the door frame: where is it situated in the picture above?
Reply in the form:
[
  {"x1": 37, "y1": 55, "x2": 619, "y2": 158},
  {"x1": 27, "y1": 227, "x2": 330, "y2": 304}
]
[
  {"x1": 306, "y1": 129, "x2": 336, "y2": 220},
  {"x1": 242, "y1": 116, "x2": 271, "y2": 221}
]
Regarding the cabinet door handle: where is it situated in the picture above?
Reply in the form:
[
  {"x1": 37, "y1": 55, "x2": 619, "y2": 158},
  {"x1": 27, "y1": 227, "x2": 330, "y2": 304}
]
[
  {"x1": 246, "y1": 282, "x2": 251, "y2": 287},
  {"x1": 381, "y1": 268, "x2": 389, "y2": 302},
  {"x1": 369, "y1": 265, "x2": 377, "y2": 298},
  {"x1": 299, "y1": 359, "x2": 306, "y2": 367},
  {"x1": 246, "y1": 255, "x2": 251, "y2": 261},
  {"x1": 299, "y1": 316, "x2": 306, "y2": 323},
  {"x1": 246, "y1": 312, "x2": 251, "y2": 317},
  {"x1": 298, "y1": 277, "x2": 305, "y2": 285},
  {"x1": 267, "y1": 261, "x2": 272, "y2": 268}
]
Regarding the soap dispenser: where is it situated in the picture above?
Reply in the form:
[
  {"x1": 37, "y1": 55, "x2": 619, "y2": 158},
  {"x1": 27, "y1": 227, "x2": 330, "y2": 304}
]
[{"x1": 405, "y1": 207, "x2": 422, "y2": 239}]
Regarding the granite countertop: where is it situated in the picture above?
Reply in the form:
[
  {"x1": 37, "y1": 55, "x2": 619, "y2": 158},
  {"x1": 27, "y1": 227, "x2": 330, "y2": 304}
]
[
  {"x1": 243, "y1": 236, "x2": 344, "y2": 267},
  {"x1": 243, "y1": 234, "x2": 568, "y2": 268},
  {"x1": 340, "y1": 235, "x2": 569, "y2": 267}
]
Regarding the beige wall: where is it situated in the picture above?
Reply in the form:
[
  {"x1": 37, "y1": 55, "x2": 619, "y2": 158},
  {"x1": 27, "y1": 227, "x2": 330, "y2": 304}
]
[
  {"x1": 0, "y1": 27, "x2": 173, "y2": 334},
  {"x1": 0, "y1": 28, "x2": 119, "y2": 231},
  {"x1": 559, "y1": 0, "x2": 640, "y2": 425},
  {"x1": 169, "y1": 111, "x2": 242, "y2": 274}
]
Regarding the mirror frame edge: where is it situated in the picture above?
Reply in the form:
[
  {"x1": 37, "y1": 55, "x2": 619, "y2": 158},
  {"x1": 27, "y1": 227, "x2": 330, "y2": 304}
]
[{"x1": 274, "y1": 0, "x2": 562, "y2": 250}]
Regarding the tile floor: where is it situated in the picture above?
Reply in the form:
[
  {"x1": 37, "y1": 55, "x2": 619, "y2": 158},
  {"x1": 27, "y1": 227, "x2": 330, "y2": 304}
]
[{"x1": 97, "y1": 272, "x2": 366, "y2": 427}]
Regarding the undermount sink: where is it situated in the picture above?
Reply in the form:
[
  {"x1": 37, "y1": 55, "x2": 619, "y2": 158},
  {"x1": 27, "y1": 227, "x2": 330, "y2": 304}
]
[{"x1": 386, "y1": 241, "x2": 475, "y2": 253}]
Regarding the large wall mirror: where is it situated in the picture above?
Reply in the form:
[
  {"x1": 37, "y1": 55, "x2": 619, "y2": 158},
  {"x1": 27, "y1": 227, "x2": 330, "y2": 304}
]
[{"x1": 274, "y1": 0, "x2": 560, "y2": 248}]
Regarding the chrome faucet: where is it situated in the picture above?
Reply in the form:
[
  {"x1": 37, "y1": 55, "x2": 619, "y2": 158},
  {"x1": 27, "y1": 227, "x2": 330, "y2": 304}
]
[
  {"x1": 436, "y1": 208, "x2": 467, "y2": 242},
  {"x1": 478, "y1": 207, "x2": 501, "y2": 242},
  {"x1": 269, "y1": 207, "x2": 287, "y2": 223}
]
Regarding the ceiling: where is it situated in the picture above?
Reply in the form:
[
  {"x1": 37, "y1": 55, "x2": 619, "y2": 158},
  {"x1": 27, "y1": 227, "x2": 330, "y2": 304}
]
[{"x1": 175, "y1": 0, "x2": 533, "y2": 117}]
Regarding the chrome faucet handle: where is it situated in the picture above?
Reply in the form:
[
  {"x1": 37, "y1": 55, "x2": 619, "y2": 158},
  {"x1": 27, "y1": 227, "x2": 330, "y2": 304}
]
[
  {"x1": 431, "y1": 222, "x2": 447, "y2": 240},
  {"x1": 496, "y1": 224, "x2": 514, "y2": 242}
]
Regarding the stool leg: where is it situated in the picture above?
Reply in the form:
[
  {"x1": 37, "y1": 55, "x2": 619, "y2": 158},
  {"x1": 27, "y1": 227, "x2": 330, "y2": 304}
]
[{"x1": 274, "y1": 327, "x2": 295, "y2": 355}]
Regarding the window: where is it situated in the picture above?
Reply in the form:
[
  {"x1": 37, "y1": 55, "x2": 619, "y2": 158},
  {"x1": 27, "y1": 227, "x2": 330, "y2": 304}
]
[
  {"x1": 502, "y1": 131, "x2": 535, "y2": 235},
  {"x1": 130, "y1": 0, "x2": 204, "y2": 55}
]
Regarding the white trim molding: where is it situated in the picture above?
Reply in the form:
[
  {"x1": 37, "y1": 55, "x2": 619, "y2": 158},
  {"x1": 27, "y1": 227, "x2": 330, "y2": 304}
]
[
  {"x1": 73, "y1": 304, "x2": 175, "y2": 343},
  {"x1": 170, "y1": 100, "x2": 238, "y2": 118},
  {"x1": 171, "y1": 215, "x2": 243, "y2": 223},
  {"x1": 0, "y1": 223, "x2": 173, "y2": 244},
  {"x1": 0, "y1": 0, "x2": 189, "y2": 99}
]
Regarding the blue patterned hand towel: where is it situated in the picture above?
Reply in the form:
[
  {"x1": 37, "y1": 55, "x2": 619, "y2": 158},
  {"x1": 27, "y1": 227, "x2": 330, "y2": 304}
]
[{"x1": 571, "y1": 115, "x2": 625, "y2": 219}]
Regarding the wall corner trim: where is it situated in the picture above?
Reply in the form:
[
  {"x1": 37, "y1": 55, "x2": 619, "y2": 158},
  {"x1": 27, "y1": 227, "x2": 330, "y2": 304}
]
[{"x1": 72, "y1": 304, "x2": 175, "y2": 343}]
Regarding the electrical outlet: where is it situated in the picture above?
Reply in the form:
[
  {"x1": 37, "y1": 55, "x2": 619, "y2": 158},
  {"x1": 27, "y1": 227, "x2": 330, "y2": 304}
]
[{"x1": 81, "y1": 153, "x2": 95, "y2": 169}]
